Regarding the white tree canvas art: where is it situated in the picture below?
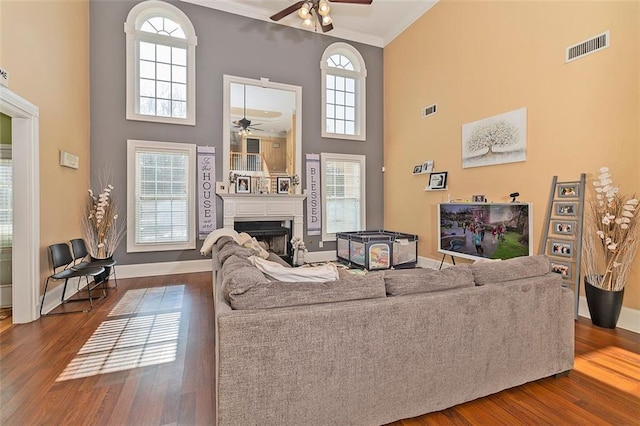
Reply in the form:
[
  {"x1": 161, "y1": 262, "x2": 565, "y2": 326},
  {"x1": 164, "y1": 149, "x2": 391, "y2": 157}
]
[{"x1": 462, "y1": 107, "x2": 527, "y2": 169}]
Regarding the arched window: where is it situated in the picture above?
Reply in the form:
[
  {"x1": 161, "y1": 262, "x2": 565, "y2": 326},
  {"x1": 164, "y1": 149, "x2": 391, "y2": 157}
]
[
  {"x1": 125, "y1": 0, "x2": 197, "y2": 125},
  {"x1": 321, "y1": 43, "x2": 367, "y2": 141}
]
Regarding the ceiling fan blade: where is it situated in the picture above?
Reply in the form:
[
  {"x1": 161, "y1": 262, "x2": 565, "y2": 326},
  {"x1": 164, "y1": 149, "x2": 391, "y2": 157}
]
[
  {"x1": 330, "y1": 0, "x2": 373, "y2": 4},
  {"x1": 270, "y1": 1, "x2": 306, "y2": 21}
]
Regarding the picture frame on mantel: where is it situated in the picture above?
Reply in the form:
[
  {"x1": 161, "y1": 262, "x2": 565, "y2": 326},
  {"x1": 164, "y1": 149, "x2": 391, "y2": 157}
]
[
  {"x1": 277, "y1": 177, "x2": 291, "y2": 194},
  {"x1": 236, "y1": 176, "x2": 251, "y2": 194}
]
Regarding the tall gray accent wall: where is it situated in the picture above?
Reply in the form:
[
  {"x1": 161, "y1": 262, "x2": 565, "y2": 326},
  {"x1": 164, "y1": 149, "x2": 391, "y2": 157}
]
[{"x1": 90, "y1": 0, "x2": 384, "y2": 265}]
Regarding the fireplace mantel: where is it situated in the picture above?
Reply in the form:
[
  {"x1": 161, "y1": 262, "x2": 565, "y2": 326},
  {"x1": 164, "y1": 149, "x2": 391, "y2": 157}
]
[{"x1": 217, "y1": 193, "x2": 307, "y2": 239}]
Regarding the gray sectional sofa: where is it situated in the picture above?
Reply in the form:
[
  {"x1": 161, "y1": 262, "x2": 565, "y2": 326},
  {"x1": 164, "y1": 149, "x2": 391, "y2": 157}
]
[{"x1": 211, "y1": 236, "x2": 574, "y2": 426}]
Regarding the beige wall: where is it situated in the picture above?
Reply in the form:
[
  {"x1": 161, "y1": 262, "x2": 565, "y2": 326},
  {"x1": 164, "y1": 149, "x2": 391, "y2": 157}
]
[
  {"x1": 1, "y1": 0, "x2": 90, "y2": 287},
  {"x1": 384, "y1": 0, "x2": 640, "y2": 310}
]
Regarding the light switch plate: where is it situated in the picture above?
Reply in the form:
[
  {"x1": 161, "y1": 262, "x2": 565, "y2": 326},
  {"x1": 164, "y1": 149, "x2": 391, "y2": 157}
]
[{"x1": 59, "y1": 151, "x2": 79, "y2": 169}]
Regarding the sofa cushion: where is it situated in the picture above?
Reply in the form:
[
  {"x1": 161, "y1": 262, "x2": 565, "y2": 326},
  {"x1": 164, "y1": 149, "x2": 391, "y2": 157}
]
[
  {"x1": 384, "y1": 265, "x2": 475, "y2": 296},
  {"x1": 222, "y1": 255, "x2": 269, "y2": 300},
  {"x1": 471, "y1": 255, "x2": 550, "y2": 286},
  {"x1": 228, "y1": 273, "x2": 387, "y2": 310}
]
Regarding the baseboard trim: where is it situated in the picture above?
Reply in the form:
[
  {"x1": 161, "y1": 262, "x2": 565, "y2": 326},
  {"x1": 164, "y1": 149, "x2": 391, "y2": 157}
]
[{"x1": 117, "y1": 259, "x2": 212, "y2": 279}]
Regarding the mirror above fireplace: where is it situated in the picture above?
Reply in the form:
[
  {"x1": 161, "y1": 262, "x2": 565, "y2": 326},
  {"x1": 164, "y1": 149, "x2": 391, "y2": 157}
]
[{"x1": 222, "y1": 75, "x2": 302, "y2": 194}]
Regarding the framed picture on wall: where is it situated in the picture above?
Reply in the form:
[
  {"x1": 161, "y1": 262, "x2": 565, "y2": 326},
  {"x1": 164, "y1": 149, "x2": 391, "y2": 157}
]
[
  {"x1": 429, "y1": 172, "x2": 448, "y2": 189},
  {"x1": 412, "y1": 164, "x2": 423, "y2": 175}
]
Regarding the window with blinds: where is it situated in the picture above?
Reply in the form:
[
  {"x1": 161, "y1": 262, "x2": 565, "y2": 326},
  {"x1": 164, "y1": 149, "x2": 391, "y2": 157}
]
[
  {"x1": 321, "y1": 153, "x2": 366, "y2": 240},
  {"x1": 0, "y1": 151, "x2": 12, "y2": 248},
  {"x1": 127, "y1": 140, "x2": 196, "y2": 252}
]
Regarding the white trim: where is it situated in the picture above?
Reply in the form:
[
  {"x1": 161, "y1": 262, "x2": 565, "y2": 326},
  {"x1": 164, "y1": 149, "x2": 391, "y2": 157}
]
[
  {"x1": 126, "y1": 139, "x2": 197, "y2": 252},
  {"x1": 0, "y1": 86, "x2": 40, "y2": 323},
  {"x1": 125, "y1": 0, "x2": 197, "y2": 125},
  {"x1": 320, "y1": 152, "x2": 366, "y2": 241},
  {"x1": 117, "y1": 259, "x2": 211, "y2": 278},
  {"x1": 321, "y1": 43, "x2": 367, "y2": 141}
]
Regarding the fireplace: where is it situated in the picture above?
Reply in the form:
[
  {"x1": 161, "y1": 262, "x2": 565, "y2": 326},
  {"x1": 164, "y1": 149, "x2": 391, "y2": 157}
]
[
  {"x1": 217, "y1": 193, "x2": 307, "y2": 264},
  {"x1": 235, "y1": 221, "x2": 292, "y2": 260}
]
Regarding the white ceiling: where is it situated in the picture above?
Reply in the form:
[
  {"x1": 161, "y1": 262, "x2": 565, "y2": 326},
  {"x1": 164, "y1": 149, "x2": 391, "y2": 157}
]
[{"x1": 180, "y1": 0, "x2": 438, "y2": 47}]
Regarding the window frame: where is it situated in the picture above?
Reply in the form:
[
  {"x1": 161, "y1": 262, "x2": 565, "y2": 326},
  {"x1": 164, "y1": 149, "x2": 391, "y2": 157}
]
[
  {"x1": 126, "y1": 139, "x2": 197, "y2": 253},
  {"x1": 124, "y1": 0, "x2": 197, "y2": 125},
  {"x1": 320, "y1": 152, "x2": 366, "y2": 241},
  {"x1": 321, "y1": 42, "x2": 367, "y2": 141}
]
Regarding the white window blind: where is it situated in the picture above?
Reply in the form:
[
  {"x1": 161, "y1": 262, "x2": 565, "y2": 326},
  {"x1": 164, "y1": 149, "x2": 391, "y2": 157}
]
[
  {"x1": 127, "y1": 140, "x2": 196, "y2": 252},
  {"x1": 321, "y1": 153, "x2": 366, "y2": 240},
  {"x1": 0, "y1": 154, "x2": 12, "y2": 248}
]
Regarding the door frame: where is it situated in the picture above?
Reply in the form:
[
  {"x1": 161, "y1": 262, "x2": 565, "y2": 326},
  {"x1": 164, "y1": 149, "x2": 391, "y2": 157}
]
[{"x1": 0, "y1": 86, "x2": 40, "y2": 323}]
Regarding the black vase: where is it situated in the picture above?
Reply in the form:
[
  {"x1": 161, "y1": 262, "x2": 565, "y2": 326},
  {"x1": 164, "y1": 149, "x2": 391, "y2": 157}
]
[
  {"x1": 91, "y1": 256, "x2": 112, "y2": 284},
  {"x1": 584, "y1": 276, "x2": 624, "y2": 329}
]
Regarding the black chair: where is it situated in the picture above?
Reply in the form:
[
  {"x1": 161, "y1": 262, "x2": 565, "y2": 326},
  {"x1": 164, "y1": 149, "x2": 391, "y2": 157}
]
[
  {"x1": 70, "y1": 238, "x2": 118, "y2": 289},
  {"x1": 40, "y1": 243, "x2": 106, "y2": 316}
]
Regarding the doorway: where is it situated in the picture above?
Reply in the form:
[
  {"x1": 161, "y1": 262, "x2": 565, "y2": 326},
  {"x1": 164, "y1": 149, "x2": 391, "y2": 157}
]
[{"x1": 0, "y1": 86, "x2": 40, "y2": 323}]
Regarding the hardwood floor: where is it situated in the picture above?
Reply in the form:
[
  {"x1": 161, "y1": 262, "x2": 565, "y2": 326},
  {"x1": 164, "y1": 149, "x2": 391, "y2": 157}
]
[{"x1": 1, "y1": 272, "x2": 639, "y2": 425}]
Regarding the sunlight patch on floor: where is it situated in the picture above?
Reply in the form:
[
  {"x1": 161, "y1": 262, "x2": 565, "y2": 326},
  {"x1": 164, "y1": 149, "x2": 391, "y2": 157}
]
[
  {"x1": 573, "y1": 345, "x2": 640, "y2": 395},
  {"x1": 57, "y1": 285, "x2": 185, "y2": 382},
  {"x1": 108, "y1": 284, "x2": 184, "y2": 317}
]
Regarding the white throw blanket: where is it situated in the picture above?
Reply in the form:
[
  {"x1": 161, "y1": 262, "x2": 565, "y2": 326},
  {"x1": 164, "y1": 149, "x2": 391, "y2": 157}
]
[{"x1": 249, "y1": 256, "x2": 339, "y2": 282}]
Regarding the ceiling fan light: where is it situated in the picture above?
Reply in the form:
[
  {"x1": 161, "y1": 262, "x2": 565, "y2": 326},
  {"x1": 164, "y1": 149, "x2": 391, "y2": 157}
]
[
  {"x1": 322, "y1": 14, "x2": 333, "y2": 25},
  {"x1": 298, "y1": 2, "x2": 311, "y2": 19},
  {"x1": 318, "y1": 0, "x2": 330, "y2": 16},
  {"x1": 302, "y1": 17, "x2": 313, "y2": 27}
]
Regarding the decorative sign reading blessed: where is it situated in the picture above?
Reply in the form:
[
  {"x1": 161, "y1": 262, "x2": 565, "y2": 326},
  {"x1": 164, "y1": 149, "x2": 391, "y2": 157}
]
[
  {"x1": 197, "y1": 146, "x2": 216, "y2": 239},
  {"x1": 306, "y1": 153, "x2": 321, "y2": 236}
]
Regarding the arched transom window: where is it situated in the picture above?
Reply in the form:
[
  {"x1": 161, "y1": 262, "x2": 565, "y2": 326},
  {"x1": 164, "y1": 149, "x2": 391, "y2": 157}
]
[
  {"x1": 125, "y1": 1, "x2": 197, "y2": 125},
  {"x1": 321, "y1": 43, "x2": 367, "y2": 141}
]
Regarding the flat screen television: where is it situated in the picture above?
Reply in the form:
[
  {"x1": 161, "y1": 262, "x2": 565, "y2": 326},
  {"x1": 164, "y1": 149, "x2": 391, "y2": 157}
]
[{"x1": 438, "y1": 202, "x2": 533, "y2": 261}]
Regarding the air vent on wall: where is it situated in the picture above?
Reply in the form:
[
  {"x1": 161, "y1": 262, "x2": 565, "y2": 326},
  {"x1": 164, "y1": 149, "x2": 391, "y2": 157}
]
[
  {"x1": 566, "y1": 31, "x2": 609, "y2": 63},
  {"x1": 422, "y1": 104, "x2": 437, "y2": 118}
]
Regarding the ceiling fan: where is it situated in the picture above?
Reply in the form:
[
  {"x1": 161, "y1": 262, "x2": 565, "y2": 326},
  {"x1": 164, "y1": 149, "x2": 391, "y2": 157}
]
[
  {"x1": 232, "y1": 85, "x2": 261, "y2": 135},
  {"x1": 270, "y1": 0, "x2": 373, "y2": 33}
]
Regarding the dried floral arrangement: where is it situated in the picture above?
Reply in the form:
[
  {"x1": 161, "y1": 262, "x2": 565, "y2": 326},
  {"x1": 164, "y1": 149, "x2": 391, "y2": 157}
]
[
  {"x1": 582, "y1": 167, "x2": 639, "y2": 291},
  {"x1": 82, "y1": 177, "x2": 125, "y2": 259}
]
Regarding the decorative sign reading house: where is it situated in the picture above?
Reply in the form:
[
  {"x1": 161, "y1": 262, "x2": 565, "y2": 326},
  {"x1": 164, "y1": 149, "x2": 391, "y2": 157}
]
[{"x1": 197, "y1": 146, "x2": 216, "y2": 239}]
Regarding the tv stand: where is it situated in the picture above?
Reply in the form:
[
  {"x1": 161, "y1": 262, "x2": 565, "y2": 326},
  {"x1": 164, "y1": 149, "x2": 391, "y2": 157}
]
[{"x1": 439, "y1": 253, "x2": 457, "y2": 270}]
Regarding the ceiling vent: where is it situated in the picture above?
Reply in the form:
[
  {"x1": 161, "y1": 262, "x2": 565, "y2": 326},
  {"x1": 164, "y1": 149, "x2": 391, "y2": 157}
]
[
  {"x1": 422, "y1": 104, "x2": 437, "y2": 118},
  {"x1": 566, "y1": 31, "x2": 609, "y2": 63}
]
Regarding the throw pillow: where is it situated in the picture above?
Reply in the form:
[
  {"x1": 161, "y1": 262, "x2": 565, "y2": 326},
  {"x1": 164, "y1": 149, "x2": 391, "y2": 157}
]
[
  {"x1": 384, "y1": 265, "x2": 475, "y2": 296},
  {"x1": 470, "y1": 255, "x2": 550, "y2": 286}
]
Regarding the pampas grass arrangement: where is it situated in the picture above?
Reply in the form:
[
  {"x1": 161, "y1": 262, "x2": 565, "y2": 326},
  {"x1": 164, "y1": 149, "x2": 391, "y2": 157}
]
[{"x1": 82, "y1": 175, "x2": 125, "y2": 259}]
